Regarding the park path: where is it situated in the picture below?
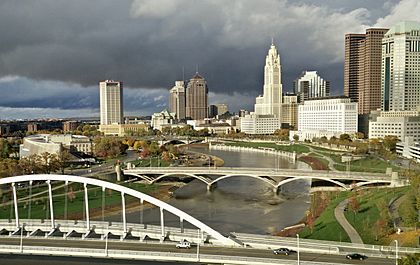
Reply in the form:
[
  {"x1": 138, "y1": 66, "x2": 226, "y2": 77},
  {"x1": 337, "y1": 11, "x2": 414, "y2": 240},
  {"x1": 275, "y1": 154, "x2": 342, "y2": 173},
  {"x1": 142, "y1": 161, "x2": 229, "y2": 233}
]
[
  {"x1": 334, "y1": 199, "x2": 364, "y2": 244},
  {"x1": 306, "y1": 146, "x2": 339, "y2": 171}
]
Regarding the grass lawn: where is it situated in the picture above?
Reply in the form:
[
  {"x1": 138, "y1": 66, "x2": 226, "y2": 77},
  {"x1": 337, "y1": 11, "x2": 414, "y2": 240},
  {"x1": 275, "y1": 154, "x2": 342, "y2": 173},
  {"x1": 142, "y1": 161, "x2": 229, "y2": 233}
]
[
  {"x1": 130, "y1": 157, "x2": 170, "y2": 167},
  {"x1": 344, "y1": 186, "x2": 408, "y2": 245},
  {"x1": 227, "y1": 141, "x2": 310, "y2": 154},
  {"x1": 313, "y1": 150, "x2": 400, "y2": 173},
  {"x1": 0, "y1": 182, "x2": 157, "y2": 220},
  {"x1": 299, "y1": 192, "x2": 351, "y2": 242}
]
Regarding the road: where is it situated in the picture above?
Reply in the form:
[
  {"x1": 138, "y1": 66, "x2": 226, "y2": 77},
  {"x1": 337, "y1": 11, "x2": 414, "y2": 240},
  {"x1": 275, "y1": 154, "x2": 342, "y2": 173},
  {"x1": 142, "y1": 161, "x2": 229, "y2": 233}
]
[
  {"x1": 0, "y1": 237, "x2": 395, "y2": 265},
  {"x1": 0, "y1": 254, "x2": 194, "y2": 265}
]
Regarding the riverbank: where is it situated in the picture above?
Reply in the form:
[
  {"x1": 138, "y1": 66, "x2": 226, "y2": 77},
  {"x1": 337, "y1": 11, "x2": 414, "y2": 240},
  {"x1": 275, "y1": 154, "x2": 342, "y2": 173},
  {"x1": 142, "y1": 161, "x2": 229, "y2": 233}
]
[{"x1": 277, "y1": 186, "x2": 420, "y2": 247}]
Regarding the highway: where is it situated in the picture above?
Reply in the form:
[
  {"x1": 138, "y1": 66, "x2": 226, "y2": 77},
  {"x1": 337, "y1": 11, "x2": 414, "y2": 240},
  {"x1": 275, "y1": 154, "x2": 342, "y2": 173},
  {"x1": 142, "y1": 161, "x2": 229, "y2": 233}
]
[{"x1": 0, "y1": 237, "x2": 395, "y2": 265}]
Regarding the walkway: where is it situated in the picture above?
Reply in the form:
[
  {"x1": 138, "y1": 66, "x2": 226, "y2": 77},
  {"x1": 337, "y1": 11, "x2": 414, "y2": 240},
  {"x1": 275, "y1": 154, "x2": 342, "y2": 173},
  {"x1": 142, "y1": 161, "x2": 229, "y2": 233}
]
[
  {"x1": 334, "y1": 199, "x2": 363, "y2": 244},
  {"x1": 306, "y1": 146, "x2": 339, "y2": 171}
]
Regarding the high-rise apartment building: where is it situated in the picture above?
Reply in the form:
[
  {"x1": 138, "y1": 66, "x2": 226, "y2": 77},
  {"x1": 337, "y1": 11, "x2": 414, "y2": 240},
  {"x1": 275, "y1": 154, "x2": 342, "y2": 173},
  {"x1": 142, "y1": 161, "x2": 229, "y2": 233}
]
[
  {"x1": 185, "y1": 73, "x2": 208, "y2": 120},
  {"x1": 344, "y1": 33, "x2": 365, "y2": 103},
  {"x1": 345, "y1": 28, "x2": 388, "y2": 136},
  {"x1": 293, "y1": 71, "x2": 330, "y2": 102},
  {"x1": 169, "y1": 81, "x2": 186, "y2": 120},
  {"x1": 254, "y1": 42, "x2": 283, "y2": 119},
  {"x1": 99, "y1": 80, "x2": 123, "y2": 125},
  {"x1": 345, "y1": 28, "x2": 388, "y2": 114},
  {"x1": 381, "y1": 21, "x2": 420, "y2": 112}
]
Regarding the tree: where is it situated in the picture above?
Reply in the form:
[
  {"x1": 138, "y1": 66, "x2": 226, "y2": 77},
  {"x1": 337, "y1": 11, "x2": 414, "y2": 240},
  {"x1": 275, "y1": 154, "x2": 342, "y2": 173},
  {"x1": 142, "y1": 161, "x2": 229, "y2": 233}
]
[
  {"x1": 274, "y1": 129, "x2": 290, "y2": 141},
  {"x1": 355, "y1": 132, "x2": 364, "y2": 139},
  {"x1": 305, "y1": 210, "x2": 315, "y2": 234},
  {"x1": 383, "y1": 135, "x2": 398, "y2": 151},
  {"x1": 293, "y1": 134, "x2": 299, "y2": 142},
  {"x1": 348, "y1": 194, "x2": 360, "y2": 221},
  {"x1": 93, "y1": 137, "x2": 128, "y2": 158}
]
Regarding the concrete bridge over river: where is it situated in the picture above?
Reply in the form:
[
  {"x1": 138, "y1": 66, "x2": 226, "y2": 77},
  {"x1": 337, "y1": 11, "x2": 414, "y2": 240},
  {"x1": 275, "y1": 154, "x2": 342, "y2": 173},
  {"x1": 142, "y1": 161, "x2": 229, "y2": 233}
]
[{"x1": 123, "y1": 167, "x2": 407, "y2": 193}]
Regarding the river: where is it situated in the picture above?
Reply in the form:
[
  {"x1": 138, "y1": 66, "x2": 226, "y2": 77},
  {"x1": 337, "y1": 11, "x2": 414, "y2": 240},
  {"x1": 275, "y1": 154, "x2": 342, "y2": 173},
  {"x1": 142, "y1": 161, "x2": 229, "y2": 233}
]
[{"x1": 111, "y1": 146, "x2": 312, "y2": 235}]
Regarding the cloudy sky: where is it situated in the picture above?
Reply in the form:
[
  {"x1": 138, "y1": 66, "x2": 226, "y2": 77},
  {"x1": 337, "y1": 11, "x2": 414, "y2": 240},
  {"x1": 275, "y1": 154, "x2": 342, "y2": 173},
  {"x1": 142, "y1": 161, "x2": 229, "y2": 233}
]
[{"x1": 0, "y1": 0, "x2": 419, "y2": 119}]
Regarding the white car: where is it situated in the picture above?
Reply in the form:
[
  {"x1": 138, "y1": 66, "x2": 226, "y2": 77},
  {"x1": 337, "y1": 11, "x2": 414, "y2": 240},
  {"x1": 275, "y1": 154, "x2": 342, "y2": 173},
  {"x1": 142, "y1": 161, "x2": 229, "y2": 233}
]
[{"x1": 176, "y1": 240, "x2": 191, "y2": 249}]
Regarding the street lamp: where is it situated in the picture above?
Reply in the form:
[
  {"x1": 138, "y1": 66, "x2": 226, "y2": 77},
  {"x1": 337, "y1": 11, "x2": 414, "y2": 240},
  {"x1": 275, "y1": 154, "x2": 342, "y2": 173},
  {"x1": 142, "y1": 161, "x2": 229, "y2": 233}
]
[
  {"x1": 20, "y1": 223, "x2": 26, "y2": 253},
  {"x1": 394, "y1": 239, "x2": 398, "y2": 265},
  {"x1": 297, "y1": 233, "x2": 300, "y2": 265},
  {"x1": 105, "y1": 222, "x2": 109, "y2": 257},
  {"x1": 196, "y1": 229, "x2": 200, "y2": 261}
]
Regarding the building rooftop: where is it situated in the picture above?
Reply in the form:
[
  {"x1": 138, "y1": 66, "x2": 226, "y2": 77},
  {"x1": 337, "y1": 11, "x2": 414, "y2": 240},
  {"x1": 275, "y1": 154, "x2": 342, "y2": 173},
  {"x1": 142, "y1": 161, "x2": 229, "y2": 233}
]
[
  {"x1": 305, "y1": 95, "x2": 349, "y2": 101},
  {"x1": 386, "y1": 21, "x2": 420, "y2": 36},
  {"x1": 191, "y1": 73, "x2": 204, "y2": 80}
]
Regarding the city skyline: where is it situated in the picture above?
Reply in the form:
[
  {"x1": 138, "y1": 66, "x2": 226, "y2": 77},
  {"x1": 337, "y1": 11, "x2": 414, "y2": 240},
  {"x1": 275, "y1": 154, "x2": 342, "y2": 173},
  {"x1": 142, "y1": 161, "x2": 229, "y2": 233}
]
[{"x1": 0, "y1": 0, "x2": 419, "y2": 119}]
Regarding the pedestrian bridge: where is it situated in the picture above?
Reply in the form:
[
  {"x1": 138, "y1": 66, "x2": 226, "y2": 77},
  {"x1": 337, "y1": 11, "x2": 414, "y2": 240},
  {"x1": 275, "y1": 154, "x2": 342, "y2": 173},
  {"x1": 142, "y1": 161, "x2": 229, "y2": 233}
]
[{"x1": 124, "y1": 167, "x2": 406, "y2": 193}]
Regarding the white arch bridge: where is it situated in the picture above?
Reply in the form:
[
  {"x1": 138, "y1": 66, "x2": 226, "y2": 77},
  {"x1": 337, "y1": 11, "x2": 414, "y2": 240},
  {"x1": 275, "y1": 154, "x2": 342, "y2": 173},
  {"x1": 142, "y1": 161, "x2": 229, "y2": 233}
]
[
  {"x1": 124, "y1": 167, "x2": 407, "y2": 193},
  {"x1": 0, "y1": 174, "x2": 239, "y2": 246}
]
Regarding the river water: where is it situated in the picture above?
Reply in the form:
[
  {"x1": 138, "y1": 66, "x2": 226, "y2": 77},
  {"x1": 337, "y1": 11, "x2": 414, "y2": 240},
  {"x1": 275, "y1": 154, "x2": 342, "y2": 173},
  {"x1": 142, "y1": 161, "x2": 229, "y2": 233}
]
[{"x1": 113, "y1": 146, "x2": 312, "y2": 235}]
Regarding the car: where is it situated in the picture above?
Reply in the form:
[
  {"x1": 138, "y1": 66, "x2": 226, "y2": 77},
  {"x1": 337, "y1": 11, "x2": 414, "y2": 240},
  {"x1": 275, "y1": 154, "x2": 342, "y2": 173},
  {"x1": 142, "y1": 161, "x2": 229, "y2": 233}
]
[
  {"x1": 176, "y1": 240, "x2": 191, "y2": 249},
  {"x1": 273, "y1": 248, "x2": 292, "y2": 255},
  {"x1": 346, "y1": 253, "x2": 367, "y2": 260}
]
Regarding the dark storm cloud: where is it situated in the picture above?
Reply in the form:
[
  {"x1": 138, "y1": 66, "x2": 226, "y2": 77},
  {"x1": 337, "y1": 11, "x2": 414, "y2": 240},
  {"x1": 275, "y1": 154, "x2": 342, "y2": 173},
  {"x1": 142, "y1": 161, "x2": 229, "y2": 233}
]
[{"x1": 0, "y1": 0, "x2": 419, "y2": 119}]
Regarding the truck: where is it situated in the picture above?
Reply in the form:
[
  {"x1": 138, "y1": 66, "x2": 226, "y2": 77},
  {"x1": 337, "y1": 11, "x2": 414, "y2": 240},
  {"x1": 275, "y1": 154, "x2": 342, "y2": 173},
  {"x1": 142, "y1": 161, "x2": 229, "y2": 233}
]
[{"x1": 176, "y1": 240, "x2": 191, "y2": 249}]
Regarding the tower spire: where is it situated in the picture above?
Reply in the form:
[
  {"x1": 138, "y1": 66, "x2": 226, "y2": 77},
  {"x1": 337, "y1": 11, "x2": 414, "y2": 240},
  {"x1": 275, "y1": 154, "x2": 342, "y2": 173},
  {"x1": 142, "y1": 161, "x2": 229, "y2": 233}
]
[
  {"x1": 271, "y1": 36, "x2": 274, "y2": 46},
  {"x1": 196, "y1": 64, "x2": 199, "y2": 74}
]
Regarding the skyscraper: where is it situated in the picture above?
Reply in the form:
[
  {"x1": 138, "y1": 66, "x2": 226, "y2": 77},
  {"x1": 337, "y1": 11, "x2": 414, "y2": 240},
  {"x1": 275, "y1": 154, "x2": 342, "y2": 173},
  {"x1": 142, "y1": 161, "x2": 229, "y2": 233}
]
[
  {"x1": 254, "y1": 42, "x2": 283, "y2": 119},
  {"x1": 381, "y1": 21, "x2": 420, "y2": 112},
  {"x1": 185, "y1": 73, "x2": 208, "y2": 120},
  {"x1": 293, "y1": 71, "x2": 330, "y2": 102},
  {"x1": 344, "y1": 28, "x2": 388, "y2": 114},
  {"x1": 99, "y1": 80, "x2": 123, "y2": 125},
  {"x1": 169, "y1": 81, "x2": 186, "y2": 120}
]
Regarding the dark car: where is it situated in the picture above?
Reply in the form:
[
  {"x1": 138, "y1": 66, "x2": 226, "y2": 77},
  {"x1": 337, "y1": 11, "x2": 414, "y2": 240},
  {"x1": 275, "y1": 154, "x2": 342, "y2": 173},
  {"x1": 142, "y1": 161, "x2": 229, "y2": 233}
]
[
  {"x1": 273, "y1": 248, "x2": 292, "y2": 255},
  {"x1": 346, "y1": 253, "x2": 367, "y2": 260}
]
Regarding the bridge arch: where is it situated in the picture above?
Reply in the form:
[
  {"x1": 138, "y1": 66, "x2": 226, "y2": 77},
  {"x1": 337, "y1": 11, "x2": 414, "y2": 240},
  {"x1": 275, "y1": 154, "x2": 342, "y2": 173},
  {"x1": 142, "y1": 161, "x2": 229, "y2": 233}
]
[
  {"x1": 0, "y1": 174, "x2": 237, "y2": 246},
  {"x1": 353, "y1": 180, "x2": 392, "y2": 188},
  {"x1": 276, "y1": 176, "x2": 348, "y2": 192},
  {"x1": 123, "y1": 172, "x2": 154, "y2": 183},
  {"x1": 150, "y1": 173, "x2": 211, "y2": 185},
  {"x1": 209, "y1": 174, "x2": 277, "y2": 190}
]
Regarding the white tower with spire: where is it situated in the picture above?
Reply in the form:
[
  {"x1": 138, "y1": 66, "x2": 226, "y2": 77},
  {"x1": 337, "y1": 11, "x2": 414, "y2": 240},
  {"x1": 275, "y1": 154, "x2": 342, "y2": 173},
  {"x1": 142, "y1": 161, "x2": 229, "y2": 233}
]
[{"x1": 255, "y1": 41, "x2": 283, "y2": 119}]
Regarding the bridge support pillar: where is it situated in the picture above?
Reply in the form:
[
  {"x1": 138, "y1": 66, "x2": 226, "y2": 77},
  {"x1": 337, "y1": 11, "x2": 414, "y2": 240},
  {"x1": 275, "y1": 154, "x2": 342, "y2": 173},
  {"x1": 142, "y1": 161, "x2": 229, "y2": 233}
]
[
  {"x1": 84, "y1": 183, "x2": 90, "y2": 230},
  {"x1": 160, "y1": 207, "x2": 165, "y2": 242},
  {"x1": 12, "y1": 183, "x2": 19, "y2": 229},
  {"x1": 272, "y1": 187, "x2": 278, "y2": 195},
  {"x1": 207, "y1": 183, "x2": 216, "y2": 192},
  {"x1": 47, "y1": 180, "x2": 55, "y2": 229}
]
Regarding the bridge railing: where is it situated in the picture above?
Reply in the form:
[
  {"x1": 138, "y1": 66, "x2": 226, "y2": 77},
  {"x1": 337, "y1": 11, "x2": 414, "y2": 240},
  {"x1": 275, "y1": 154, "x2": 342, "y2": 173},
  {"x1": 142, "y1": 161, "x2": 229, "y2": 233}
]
[
  {"x1": 0, "y1": 244, "x2": 349, "y2": 265},
  {"x1": 233, "y1": 232, "x2": 420, "y2": 256}
]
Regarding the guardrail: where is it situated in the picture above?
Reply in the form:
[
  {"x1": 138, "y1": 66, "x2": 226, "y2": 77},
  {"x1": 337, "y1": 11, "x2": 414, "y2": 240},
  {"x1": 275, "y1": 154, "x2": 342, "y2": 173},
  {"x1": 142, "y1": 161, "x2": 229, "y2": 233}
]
[
  {"x1": 233, "y1": 232, "x2": 420, "y2": 257},
  {"x1": 0, "y1": 244, "x2": 348, "y2": 265}
]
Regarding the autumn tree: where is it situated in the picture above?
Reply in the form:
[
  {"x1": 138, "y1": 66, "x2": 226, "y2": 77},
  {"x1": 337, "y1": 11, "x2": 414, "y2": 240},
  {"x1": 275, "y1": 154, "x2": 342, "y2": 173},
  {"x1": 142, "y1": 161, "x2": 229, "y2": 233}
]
[{"x1": 93, "y1": 137, "x2": 128, "y2": 158}]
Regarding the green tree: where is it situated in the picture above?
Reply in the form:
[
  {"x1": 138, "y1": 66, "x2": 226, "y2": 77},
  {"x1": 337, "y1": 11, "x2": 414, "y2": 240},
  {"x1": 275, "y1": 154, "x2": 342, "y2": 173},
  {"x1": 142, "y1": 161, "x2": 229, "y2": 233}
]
[
  {"x1": 383, "y1": 135, "x2": 398, "y2": 151},
  {"x1": 293, "y1": 134, "x2": 299, "y2": 142}
]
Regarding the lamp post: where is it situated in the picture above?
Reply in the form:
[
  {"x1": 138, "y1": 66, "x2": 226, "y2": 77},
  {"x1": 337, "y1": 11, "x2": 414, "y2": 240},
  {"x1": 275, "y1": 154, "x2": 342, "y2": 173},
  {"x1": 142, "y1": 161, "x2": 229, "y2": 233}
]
[
  {"x1": 297, "y1": 233, "x2": 300, "y2": 265},
  {"x1": 394, "y1": 239, "x2": 398, "y2": 265},
  {"x1": 20, "y1": 223, "x2": 26, "y2": 253},
  {"x1": 196, "y1": 229, "x2": 200, "y2": 261},
  {"x1": 105, "y1": 222, "x2": 109, "y2": 257}
]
